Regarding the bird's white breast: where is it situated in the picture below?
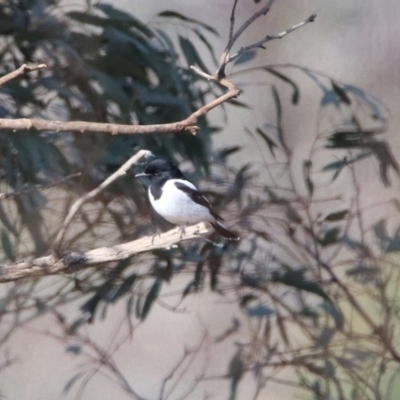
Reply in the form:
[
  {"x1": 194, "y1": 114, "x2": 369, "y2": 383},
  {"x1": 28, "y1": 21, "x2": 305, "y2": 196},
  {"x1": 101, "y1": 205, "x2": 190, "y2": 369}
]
[{"x1": 149, "y1": 179, "x2": 214, "y2": 225}]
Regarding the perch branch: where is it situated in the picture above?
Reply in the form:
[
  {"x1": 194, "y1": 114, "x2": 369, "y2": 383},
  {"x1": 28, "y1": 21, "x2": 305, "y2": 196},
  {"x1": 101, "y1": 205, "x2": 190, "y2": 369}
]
[
  {"x1": 52, "y1": 149, "x2": 153, "y2": 255},
  {"x1": 0, "y1": 223, "x2": 209, "y2": 283},
  {"x1": 0, "y1": 63, "x2": 47, "y2": 87}
]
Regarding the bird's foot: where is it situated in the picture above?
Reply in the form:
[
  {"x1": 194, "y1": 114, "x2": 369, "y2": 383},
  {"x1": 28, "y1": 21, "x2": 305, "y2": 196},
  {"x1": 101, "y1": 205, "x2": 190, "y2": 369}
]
[{"x1": 151, "y1": 232, "x2": 162, "y2": 245}]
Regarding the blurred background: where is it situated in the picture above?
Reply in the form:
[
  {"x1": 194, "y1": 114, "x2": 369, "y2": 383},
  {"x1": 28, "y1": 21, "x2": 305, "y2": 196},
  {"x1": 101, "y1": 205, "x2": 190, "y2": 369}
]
[{"x1": 0, "y1": 0, "x2": 399, "y2": 399}]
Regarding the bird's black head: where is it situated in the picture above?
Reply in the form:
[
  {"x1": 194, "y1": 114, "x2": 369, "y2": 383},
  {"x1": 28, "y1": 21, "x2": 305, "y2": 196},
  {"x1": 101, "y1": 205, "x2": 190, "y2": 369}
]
[{"x1": 135, "y1": 159, "x2": 184, "y2": 183}]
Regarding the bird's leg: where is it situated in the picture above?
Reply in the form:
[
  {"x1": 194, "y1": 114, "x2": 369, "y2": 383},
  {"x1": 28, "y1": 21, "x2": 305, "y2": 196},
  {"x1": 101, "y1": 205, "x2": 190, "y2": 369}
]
[{"x1": 179, "y1": 225, "x2": 186, "y2": 239}]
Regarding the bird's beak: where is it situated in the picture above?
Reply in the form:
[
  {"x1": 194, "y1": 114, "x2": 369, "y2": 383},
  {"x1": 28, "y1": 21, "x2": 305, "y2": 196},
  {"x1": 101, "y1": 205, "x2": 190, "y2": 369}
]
[{"x1": 135, "y1": 172, "x2": 149, "y2": 179}]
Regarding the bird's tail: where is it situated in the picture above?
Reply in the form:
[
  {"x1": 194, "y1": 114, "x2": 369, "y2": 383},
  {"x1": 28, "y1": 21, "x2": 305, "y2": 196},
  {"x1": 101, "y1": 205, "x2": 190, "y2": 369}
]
[{"x1": 210, "y1": 221, "x2": 240, "y2": 241}]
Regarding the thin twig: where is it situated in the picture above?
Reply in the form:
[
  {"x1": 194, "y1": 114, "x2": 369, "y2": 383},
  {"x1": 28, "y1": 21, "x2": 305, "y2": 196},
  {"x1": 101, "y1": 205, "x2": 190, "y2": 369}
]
[
  {"x1": 0, "y1": 172, "x2": 81, "y2": 200},
  {"x1": 52, "y1": 149, "x2": 152, "y2": 254},
  {"x1": 0, "y1": 63, "x2": 47, "y2": 87},
  {"x1": 228, "y1": 0, "x2": 239, "y2": 44},
  {"x1": 228, "y1": 12, "x2": 317, "y2": 63},
  {"x1": 230, "y1": 0, "x2": 275, "y2": 48},
  {"x1": 218, "y1": 0, "x2": 275, "y2": 77}
]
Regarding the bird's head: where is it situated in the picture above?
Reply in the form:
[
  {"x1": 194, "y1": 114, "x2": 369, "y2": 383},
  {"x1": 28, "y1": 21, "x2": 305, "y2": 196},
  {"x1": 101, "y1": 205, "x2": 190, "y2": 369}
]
[{"x1": 135, "y1": 159, "x2": 184, "y2": 183}]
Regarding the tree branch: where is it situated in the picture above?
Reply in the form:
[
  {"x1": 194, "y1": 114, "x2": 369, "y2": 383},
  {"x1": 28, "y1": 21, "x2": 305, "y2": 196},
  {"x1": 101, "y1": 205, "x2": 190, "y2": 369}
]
[
  {"x1": 0, "y1": 223, "x2": 209, "y2": 283},
  {"x1": 0, "y1": 72, "x2": 240, "y2": 136},
  {"x1": 0, "y1": 172, "x2": 81, "y2": 200},
  {"x1": 0, "y1": 63, "x2": 47, "y2": 87}
]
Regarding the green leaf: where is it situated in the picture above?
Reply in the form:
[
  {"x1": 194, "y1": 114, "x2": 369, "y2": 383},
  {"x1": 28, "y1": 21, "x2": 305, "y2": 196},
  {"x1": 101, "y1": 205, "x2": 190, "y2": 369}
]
[
  {"x1": 387, "y1": 232, "x2": 400, "y2": 253},
  {"x1": 256, "y1": 127, "x2": 277, "y2": 157},
  {"x1": 110, "y1": 274, "x2": 137, "y2": 303},
  {"x1": 320, "y1": 301, "x2": 344, "y2": 329},
  {"x1": 370, "y1": 141, "x2": 400, "y2": 187},
  {"x1": 179, "y1": 36, "x2": 209, "y2": 73},
  {"x1": 373, "y1": 220, "x2": 390, "y2": 248},
  {"x1": 140, "y1": 279, "x2": 162, "y2": 320},
  {"x1": 234, "y1": 50, "x2": 257, "y2": 65},
  {"x1": 324, "y1": 210, "x2": 348, "y2": 222},
  {"x1": 246, "y1": 304, "x2": 274, "y2": 317},
  {"x1": 157, "y1": 11, "x2": 219, "y2": 35},
  {"x1": 227, "y1": 349, "x2": 245, "y2": 399},
  {"x1": 272, "y1": 269, "x2": 331, "y2": 302},
  {"x1": 319, "y1": 227, "x2": 340, "y2": 246},
  {"x1": 315, "y1": 327, "x2": 337, "y2": 347},
  {"x1": 1, "y1": 229, "x2": 15, "y2": 261},
  {"x1": 264, "y1": 67, "x2": 300, "y2": 104},
  {"x1": 303, "y1": 160, "x2": 314, "y2": 197},
  {"x1": 191, "y1": 28, "x2": 219, "y2": 66},
  {"x1": 331, "y1": 80, "x2": 351, "y2": 104},
  {"x1": 63, "y1": 372, "x2": 84, "y2": 395},
  {"x1": 271, "y1": 86, "x2": 285, "y2": 147}
]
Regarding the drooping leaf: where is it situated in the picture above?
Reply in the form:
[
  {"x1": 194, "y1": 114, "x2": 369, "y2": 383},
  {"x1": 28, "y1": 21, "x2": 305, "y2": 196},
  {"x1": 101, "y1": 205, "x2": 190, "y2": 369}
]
[
  {"x1": 324, "y1": 210, "x2": 348, "y2": 222},
  {"x1": 157, "y1": 11, "x2": 219, "y2": 35},
  {"x1": 303, "y1": 159, "x2": 314, "y2": 197},
  {"x1": 320, "y1": 301, "x2": 344, "y2": 330},
  {"x1": 140, "y1": 279, "x2": 162, "y2": 320},
  {"x1": 179, "y1": 36, "x2": 209, "y2": 73},
  {"x1": 315, "y1": 327, "x2": 337, "y2": 347},
  {"x1": 386, "y1": 231, "x2": 400, "y2": 253},
  {"x1": 110, "y1": 274, "x2": 137, "y2": 303},
  {"x1": 1, "y1": 229, "x2": 15, "y2": 261},
  {"x1": 256, "y1": 127, "x2": 277, "y2": 157},
  {"x1": 331, "y1": 80, "x2": 351, "y2": 104},
  {"x1": 227, "y1": 349, "x2": 245, "y2": 400},
  {"x1": 373, "y1": 220, "x2": 391, "y2": 248},
  {"x1": 319, "y1": 227, "x2": 340, "y2": 246},
  {"x1": 65, "y1": 345, "x2": 82, "y2": 355},
  {"x1": 264, "y1": 67, "x2": 300, "y2": 104},
  {"x1": 370, "y1": 141, "x2": 400, "y2": 186},
  {"x1": 234, "y1": 49, "x2": 257, "y2": 65},
  {"x1": 246, "y1": 304, "x2": 274, "y2": 318},
  {"x1": 63, "y1": 372, "x2": 84, "y2": 395},
  {"x1": 191, "y1": 28, "x2": 219, "y2": 66},
  {"x1": 272, "y1": 269, "x2": 331, "y2": 302},
  {"x1": 271, "y1": 85, "x2": 285, "y2": 147}
]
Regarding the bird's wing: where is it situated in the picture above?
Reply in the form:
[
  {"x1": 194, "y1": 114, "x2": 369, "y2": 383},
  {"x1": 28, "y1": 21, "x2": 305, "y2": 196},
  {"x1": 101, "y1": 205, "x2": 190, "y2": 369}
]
[{"x1": 174, "y1": 181, "x2": 223, "y2": 221}]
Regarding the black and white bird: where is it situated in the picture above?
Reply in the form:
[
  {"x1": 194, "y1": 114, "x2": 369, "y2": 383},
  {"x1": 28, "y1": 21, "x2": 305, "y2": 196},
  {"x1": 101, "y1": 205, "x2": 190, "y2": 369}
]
[{"x1": 135, "y1": 159, "x2": 239, "y2": 240}]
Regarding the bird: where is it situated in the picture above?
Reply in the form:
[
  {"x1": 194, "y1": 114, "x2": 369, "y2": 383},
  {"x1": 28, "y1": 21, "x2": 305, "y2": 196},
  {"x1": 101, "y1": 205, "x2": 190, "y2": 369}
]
[{"x1": 135, "y1": 159, "x2": 239, "y2": 240}]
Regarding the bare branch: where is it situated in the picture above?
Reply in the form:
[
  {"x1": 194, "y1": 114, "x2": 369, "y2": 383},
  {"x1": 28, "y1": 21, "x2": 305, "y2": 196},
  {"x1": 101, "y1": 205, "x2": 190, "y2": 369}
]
[
  {"x1": 0, "y1": 71, "x2": 240, "y2": 136},
  {"x1": 0, "y1": 223, "x2": 209, "y2": 283},
  {"x1": 216, "y1": 2, "x2": 317, "y2": 78},
  {"x1": 218, "y1": 0, "x2": 275, "y2": 77},
  {"x1": 0, "y1": 117, "x2": 200, "y2": 136},
  {"x1": 52, "y1": 149, "x2": 153, "y2": 255},
  {"x1": 228, "y1": 0, "x2": 239, "y2": 44},
  {"x1": 229, "y1": 0, "x2": 275, "y2": 48},
  {"x1": 0, "y1": 63, "x2": 47, "y2": 87},
  {"x1": 228, "y1": 12, "x2": 317, "y2": 63}
]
